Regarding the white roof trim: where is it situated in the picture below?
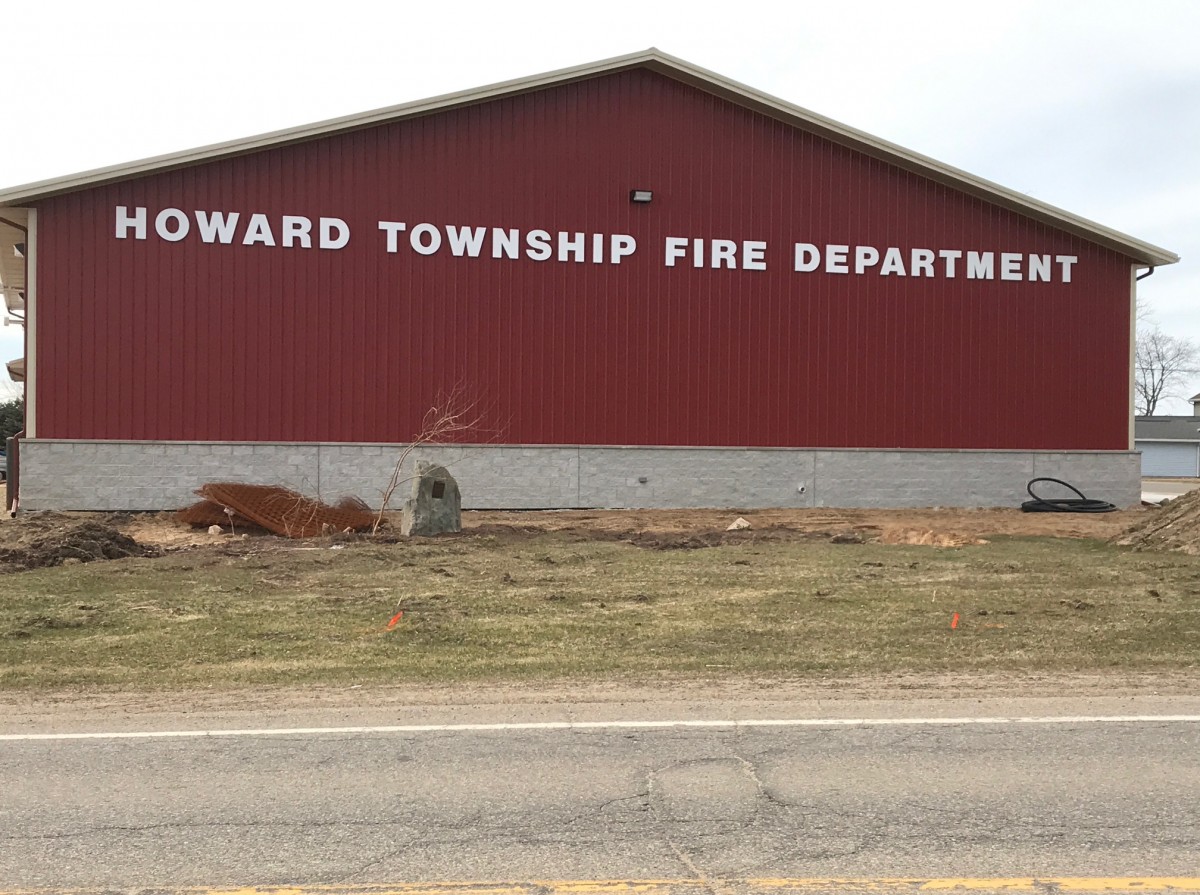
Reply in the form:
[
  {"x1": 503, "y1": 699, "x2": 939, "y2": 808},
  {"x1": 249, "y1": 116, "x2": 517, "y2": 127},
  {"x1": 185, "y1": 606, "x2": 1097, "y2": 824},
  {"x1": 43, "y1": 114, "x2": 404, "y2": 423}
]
[{"x1": 0, "y1": 48, "x2": 1179, "y2": 267}]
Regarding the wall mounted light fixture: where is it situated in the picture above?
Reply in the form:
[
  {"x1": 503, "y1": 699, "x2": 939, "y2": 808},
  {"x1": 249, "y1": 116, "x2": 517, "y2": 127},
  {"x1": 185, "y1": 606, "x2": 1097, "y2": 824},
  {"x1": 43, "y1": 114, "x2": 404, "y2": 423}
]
[{"x1": 630, "y1": 190, "x2": 653, "y2": 203}]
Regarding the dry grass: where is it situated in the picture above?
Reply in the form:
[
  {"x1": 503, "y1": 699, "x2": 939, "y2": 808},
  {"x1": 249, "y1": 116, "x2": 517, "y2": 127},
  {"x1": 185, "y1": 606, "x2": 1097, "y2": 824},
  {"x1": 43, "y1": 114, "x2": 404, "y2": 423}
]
[{"x1": 1, "y1": 528, "x2": 1198, "y2": 690}]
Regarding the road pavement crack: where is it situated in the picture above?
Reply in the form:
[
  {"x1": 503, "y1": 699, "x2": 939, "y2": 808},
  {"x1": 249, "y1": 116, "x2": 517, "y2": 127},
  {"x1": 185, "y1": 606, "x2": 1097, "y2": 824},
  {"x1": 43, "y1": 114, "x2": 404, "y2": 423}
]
[
  {"x1": 732, "y1": 752, "x2": 791, "y2": 810},
  {"x1": 643, "y1": 766, "x2": 736, "y2": 895},
  {"x1": 596, "y1": 789, "x2": 651, "y2": 813},
  {"x1": 664, "y1": 835, "x2": 726, "y2": 895}
]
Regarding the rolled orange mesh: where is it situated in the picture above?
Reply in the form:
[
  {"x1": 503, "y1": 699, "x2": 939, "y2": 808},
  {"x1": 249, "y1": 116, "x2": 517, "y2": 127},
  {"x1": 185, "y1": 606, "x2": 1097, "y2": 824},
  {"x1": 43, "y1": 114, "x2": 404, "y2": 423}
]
[
  {"x1": 176, "y1": 499, "x2": 253, "y2": 528},
  {"x1": 183, "y1": 483, "x2": 376, "y2": 538}
]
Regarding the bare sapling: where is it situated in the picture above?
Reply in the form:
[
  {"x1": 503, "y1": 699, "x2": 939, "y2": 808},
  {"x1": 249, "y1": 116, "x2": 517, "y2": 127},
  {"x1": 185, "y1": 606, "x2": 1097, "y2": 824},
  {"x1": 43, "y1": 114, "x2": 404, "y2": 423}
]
[{"x1": 373, "y1": 390, "x2": 484, "y2": 534}]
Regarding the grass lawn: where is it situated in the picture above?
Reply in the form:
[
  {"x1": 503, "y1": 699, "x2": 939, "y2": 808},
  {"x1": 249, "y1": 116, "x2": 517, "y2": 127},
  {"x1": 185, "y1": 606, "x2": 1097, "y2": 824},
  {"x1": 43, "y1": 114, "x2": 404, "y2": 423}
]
[{"x1": 1, "y1": 530, "x2": 1198, "y2": 689}]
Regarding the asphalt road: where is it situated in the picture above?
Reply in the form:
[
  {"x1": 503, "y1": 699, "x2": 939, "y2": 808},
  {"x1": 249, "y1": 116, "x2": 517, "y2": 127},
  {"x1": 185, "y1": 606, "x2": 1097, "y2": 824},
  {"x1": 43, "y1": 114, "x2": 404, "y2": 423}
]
[
  {"x1": 2, "y1": 699, "x2": 1199, "y2": 891},
  {"x1": 1141, "y1": 477, "x2": 1200, "y2": 502}
]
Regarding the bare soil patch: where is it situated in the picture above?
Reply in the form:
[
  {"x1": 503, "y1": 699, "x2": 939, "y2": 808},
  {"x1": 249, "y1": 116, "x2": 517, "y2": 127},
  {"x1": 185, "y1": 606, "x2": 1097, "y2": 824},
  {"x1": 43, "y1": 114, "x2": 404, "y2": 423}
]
[
  {"x1": 465, "y1": 506, "x2": 1137, "y2": 543},
  {"x1": 0, "y1": 514, "x2": 157, "y2": 571},
  {"x1": 1, "y1": 505, "x2": 1134, "y2": 559}
]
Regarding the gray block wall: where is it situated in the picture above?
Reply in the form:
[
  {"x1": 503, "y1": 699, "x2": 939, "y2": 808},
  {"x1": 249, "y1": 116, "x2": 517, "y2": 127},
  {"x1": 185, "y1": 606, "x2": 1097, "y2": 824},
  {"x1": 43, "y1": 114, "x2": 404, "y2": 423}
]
[{"x1": 15, "y1": 439, "x2": 1142, "y2": 511}]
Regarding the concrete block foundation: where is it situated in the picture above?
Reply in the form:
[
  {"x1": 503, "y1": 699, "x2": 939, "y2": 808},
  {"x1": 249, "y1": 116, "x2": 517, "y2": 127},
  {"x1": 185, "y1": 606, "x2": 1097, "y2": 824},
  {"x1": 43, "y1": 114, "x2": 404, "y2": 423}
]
[{"x1": 15, "y1": 440, "x2": 1142, "y2": 512}]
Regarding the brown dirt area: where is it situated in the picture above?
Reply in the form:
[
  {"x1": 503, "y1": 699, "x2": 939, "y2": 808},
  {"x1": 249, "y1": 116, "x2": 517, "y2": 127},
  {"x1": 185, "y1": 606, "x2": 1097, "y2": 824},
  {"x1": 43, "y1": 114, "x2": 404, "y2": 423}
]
[
  {"x1": 0, "y1": 506, "x2": 1142, "y2": 561},
  {"x1": 461, "y1": 506, "x2": 1139, "y2": 543},
  {"x1": 0, "y1": 505, "x2": 1147, "y2": 567}
]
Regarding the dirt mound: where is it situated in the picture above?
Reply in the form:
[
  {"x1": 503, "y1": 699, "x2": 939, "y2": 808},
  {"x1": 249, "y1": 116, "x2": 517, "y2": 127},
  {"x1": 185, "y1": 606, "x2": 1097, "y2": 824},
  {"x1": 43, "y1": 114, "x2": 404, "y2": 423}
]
[
  {"x1": 1112, "y1": 489, "x2": 1200, "y2": 553},
  {"x1": 0, "y1": 520, "x2": 158, "y2": 570}
]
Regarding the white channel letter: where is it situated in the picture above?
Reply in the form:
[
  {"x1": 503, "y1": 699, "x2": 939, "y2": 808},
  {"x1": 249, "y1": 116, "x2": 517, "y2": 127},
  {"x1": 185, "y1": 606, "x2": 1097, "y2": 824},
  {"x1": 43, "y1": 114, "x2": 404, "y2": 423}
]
[
  {"x1": 525, "y1": 229, "x2": 552, "y2": 261},
  {"x1": 855, "y1": 246, "x2": 880, "y2": 274},
  {"x1": 409, "y1": 223, "x2": 442, "y2": 255},
  {"x1": 282, "y1": 216, "x2": 313, "y2": 249},
  {"x1": 966, "y1": 251, "x2": 994, "y2": 280},
  {"x1": 378, "y1": 221, "x2": 408, "y2": 253},
  {"x1": 196, "y1": 211, "x2": 240, "y2": 244},
  {"x1": 242, "y1": 214, "x2": 276, "y2": 247},
  {"x1": 154, "y1": 208, "x2": 190, "y2": 242},
  {"x1": 794, "y1": 243, "x2": 821, "y2": 272},
  {"x1": 319, "y1": 218, "x2": 350, "y2": 250},
  {"x1": 115, "y1": 206, "x2": 147, "y2": 239},
  {"x1": 447, "y1": 226, "x2": 486, "y2": 257}
]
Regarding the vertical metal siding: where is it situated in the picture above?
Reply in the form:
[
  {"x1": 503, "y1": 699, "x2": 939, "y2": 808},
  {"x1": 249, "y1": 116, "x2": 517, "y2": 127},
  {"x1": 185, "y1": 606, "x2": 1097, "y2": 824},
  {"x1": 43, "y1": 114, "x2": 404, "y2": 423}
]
[{"x1": 34, "y1": 69, "x2": 1132, "y2": 450}]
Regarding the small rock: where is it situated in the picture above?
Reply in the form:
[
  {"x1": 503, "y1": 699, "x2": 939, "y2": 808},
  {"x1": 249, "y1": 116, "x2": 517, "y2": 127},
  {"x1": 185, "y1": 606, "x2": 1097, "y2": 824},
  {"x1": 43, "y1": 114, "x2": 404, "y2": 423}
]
[
  {"x1": 207, "y1": 525, "x2": 223, "y2": 535},
  {"x1": 726, "y1": 517, "x2": 752, "y2": 531}
]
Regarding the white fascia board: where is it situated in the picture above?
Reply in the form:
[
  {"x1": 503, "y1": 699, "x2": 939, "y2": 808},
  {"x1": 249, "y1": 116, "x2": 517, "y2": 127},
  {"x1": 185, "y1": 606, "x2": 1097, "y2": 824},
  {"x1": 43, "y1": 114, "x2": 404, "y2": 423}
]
[{"x1": 0, "y1": 48, "x2": 1179, "y2": 268}]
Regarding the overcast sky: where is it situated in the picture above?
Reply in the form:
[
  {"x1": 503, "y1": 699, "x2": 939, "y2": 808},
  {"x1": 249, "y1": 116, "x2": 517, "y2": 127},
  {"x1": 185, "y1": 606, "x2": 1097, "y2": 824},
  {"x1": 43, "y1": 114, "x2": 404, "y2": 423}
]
[{"x1": 2, "y1": 0, "x2": 1196, "y2": 409}]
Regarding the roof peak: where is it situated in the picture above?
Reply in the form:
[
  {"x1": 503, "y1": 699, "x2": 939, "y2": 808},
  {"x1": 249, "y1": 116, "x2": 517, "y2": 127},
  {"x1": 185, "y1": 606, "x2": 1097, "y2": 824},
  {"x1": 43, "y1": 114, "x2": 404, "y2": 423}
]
[{"x1": 0, "y1": 49, "x2": 1178, "y2": 267}]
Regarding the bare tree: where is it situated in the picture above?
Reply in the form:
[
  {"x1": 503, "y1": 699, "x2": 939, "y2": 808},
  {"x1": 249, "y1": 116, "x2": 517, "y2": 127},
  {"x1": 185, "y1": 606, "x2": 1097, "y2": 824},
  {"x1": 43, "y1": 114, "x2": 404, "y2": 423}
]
[
  {"x1": 1135, "y1": 327, "x2": 1200, "y2": 416},
  {"x1": 372, "y1": 389, "x2": 485, "y2": 534},
  {"x1": 1136, "y1": 299, "x2": 1155, "y2": 329}
]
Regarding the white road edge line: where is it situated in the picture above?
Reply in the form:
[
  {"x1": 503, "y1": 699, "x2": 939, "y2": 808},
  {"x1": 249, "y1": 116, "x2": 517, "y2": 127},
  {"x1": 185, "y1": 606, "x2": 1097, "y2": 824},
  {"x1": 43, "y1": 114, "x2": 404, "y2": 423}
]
[{"x1": 1, "y1": 715, "x2": 1199, "y2": 742}]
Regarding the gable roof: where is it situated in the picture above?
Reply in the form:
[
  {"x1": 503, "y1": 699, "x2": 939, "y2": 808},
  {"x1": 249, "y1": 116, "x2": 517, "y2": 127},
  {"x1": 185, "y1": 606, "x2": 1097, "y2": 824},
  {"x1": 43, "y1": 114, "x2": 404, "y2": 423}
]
[{"x1": 0, "y1": 48, "x2": 1179, "y2": 267}]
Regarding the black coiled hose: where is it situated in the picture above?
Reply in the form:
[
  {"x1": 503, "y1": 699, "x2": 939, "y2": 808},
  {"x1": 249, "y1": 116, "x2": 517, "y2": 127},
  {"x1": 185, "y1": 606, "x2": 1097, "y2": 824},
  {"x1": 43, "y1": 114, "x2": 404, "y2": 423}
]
[{"x1": 1020, "y1": 477, "x2": 1118, "y2": 513}]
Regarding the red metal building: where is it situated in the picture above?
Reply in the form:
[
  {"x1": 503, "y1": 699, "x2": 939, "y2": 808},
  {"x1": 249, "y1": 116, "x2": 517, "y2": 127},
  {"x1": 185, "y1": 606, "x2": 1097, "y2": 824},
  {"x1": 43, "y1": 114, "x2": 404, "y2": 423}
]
[{"x1": 0, "y1": 50, "x2": 1178, "y2": 511}]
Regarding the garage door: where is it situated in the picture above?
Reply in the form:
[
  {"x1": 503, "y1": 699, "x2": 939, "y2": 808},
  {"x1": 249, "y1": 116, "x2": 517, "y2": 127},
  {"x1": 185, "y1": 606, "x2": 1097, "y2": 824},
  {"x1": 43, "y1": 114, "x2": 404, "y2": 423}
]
[{"x1": 1139, "y1": 441, "x2": 1199, "y2": 477}]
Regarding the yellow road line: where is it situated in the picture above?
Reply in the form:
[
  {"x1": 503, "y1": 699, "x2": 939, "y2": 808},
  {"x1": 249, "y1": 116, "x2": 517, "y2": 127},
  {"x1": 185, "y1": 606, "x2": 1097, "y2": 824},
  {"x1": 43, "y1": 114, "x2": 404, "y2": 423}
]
[{"x1": 6, "y1": 881, "x2": 1200, "y2": 895}]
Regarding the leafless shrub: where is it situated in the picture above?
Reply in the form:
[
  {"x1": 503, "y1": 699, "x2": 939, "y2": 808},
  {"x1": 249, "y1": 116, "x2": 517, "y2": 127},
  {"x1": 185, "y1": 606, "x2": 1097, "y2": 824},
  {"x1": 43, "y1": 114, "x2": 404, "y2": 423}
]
[{"x1": 373, "y1": 388, "x2": 487, "y2": 534}]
